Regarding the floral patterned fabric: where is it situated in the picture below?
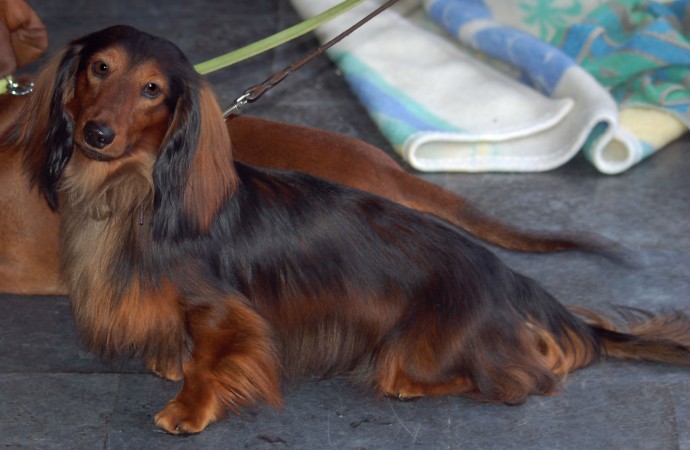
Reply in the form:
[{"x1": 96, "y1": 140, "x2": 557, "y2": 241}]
[
  {"x1": 427, "y1": 0, "x2": 690, "y2": 172},
  {"x1": 480, "y1": 0, "x2": 690, "y2": 117}
]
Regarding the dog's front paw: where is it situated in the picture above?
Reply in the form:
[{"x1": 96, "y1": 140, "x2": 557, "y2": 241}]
[{"x1": 154, "y1": 399, "x2": 222, "y2": 434}]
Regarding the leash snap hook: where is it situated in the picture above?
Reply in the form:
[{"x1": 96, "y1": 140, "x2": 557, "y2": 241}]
[
  {"x1": 1, "y1": 75, "x2": 34, "y2": 96},
  {"x1": 223, "y1": 90, "x2": 253, "y2": 117}
]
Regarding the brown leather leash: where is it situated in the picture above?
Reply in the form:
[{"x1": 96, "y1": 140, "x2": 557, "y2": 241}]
[{"x1": 223, "y1": 0, "x2": 401, "y2": 117}]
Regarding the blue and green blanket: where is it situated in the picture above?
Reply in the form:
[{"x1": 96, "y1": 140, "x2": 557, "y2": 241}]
[{"x1": 290, "y1": 0, "x2": 690, "y2": 174}]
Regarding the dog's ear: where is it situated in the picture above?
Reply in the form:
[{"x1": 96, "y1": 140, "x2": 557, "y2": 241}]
[
  {"x1": 153, "y1": 79, "x2": 236, "y2": 240},
  {"x1": 6, "y1": 45, "x2": 81, "y2": 209},
  {"x1": 42, "y1": 46, "x2": 82, "y2": 209}
]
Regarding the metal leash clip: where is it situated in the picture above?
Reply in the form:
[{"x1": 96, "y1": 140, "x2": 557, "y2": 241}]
[
  {"x1": 222, "y1": 69, "x2": 291, "y2": 118},
  {"x1": 223, "y1": 91, "x2": 253, "y2": 117},
  {"x1": 4, "y1": 76, "x2": 34, "y2": 96}
]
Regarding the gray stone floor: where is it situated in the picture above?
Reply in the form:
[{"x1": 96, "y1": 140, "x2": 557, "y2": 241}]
[{"x1": 1, "y1": 1, "x2": 689, "y2": 448}]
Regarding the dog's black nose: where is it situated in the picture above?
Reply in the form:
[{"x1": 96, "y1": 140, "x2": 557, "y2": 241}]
[{"x1": 83, "y1": 120, "x2": 115, "y2": 149}]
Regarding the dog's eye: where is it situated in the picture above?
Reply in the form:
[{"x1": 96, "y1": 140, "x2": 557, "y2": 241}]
[
  {"x1": 92, "y1": 61, "x2": 108, "y2": 76},
  {"x1": 142, "y1": 82, "x2": 161, "y2": 99}
]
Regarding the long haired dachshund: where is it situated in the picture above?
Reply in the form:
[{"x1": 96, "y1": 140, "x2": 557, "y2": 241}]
[{"x1": 8, "y1": 25, "x2": 690, "y2": 434}]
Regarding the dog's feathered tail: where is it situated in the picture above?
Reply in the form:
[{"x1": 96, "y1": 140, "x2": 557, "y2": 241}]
[{"x1": 571, "y1": 306, "x2": 690, "y2": 366}]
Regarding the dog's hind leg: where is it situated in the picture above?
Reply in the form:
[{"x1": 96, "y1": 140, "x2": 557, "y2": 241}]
[
  {"x1": 372, "y1": 335, "x2": 478, "y2": 401},
  {"x1": 371, "y1": 314, "x2": 574, "y2": 405},
  {"x1": 375, "y1": 364, "x2": 476, "y2": 400}
]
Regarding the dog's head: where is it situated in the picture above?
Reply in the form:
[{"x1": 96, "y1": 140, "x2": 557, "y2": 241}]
[{"x1": 17, "y1": 25, "x2": 235, "y2": 236}]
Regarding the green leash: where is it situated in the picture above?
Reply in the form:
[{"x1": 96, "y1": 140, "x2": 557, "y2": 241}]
[{"x1": 194, "y1": 0, "x2": 364, "y2": 75}]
